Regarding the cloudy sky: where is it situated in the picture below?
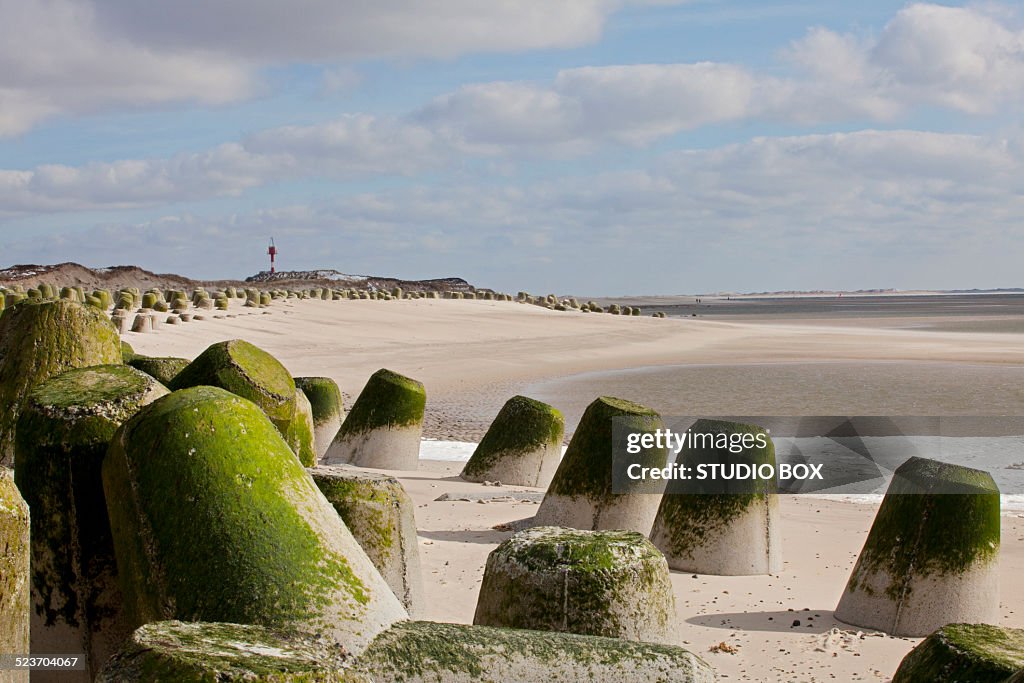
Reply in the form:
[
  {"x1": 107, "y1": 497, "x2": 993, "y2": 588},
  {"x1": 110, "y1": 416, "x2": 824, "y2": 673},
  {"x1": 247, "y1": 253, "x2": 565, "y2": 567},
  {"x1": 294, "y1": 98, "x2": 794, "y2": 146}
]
[{"x1": 2, "y1": 1, "x2": 1023, "y2": 294}]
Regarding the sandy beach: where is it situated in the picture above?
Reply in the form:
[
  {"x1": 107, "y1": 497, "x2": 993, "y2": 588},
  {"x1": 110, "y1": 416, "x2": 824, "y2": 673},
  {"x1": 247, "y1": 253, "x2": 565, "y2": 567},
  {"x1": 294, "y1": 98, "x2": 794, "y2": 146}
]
[
  {"x1": 119, "y1": 295, "x2": 1024, "y2": 682},
  {"x1": 125, "y1": 297, "x2": 1024, "y2": 441}
]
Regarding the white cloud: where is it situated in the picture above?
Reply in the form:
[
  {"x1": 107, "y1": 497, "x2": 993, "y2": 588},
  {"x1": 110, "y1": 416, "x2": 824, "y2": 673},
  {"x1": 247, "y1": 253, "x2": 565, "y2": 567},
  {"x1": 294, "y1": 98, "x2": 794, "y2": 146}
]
[
  {"x1": 417, "y1": 63, "x2": 756, "y2": 149},
  {"x1": 9, "y1": 129, "x2": 1024, "y2": 292},
  {"x1": 90, "y1": 0, "x2": 622, "y2": 61},
  {"x1": 0, "y1": 0, "x2": 654, "y2": 135},
  {"x1": 0, "y1": 0, "x2": 255, "y2": 136},
  {"x1": 417, "y1": 4, "x2": 1024, "y2": 146},
  {"x1": 4, "y1": 2, "x2": 1022, "y2": 141},
  {"x1": 3, "y1": 2, "x2": 1024, "y2": 224},
  {"x1": 783, "y1": 3, "x2": 1024, "y2": 117},
  {"x1": 0, "y1": 116, "x2": 452, "y2": 213}
]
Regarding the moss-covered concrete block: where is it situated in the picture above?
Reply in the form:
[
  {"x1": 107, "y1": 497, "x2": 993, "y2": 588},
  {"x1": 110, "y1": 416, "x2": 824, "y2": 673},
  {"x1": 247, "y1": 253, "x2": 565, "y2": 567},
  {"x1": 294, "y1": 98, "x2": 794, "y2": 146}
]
[
  {"x1": 310, "y1": 466, "x2": 424, "y2": 616},
  {"x1": 356, "y1": 621, "x2": 716, "y2": 683},
  {"x1": 97, "y1": 620, "x2": 370, "y2": 682},
  {"x1": 649, "y1": 419, "x2": 781, "y2": 575},
  {"x1": 325, "y1": 369, "x2": 425, "y2": 471},
  {"x1": 108, "y1": 313, "x2": 128, "y2": 334},
  {"x1": 102, "y1": 387, "x2": 406, "y2": 652},
  {"x1": 170, "y1": 339, "x2": 297, "y2": 435},
  {"x1": 130, "y1": 314, "x2": 152, "y2": 333},
  {"x1": 120, "y1": 341, "x2": 136, "y2": 362},
  {"x1": 287, "y1": 388, "x2": 318, "y2": 467},
  {"x1": 474, "y1": 527, "x2": 673, "y2": 642},
  {"x1": 534, "y1": 397, "x2": 666, "y2": 534},
  {"x1": 168, "y1": 340, "x2": 317, "y2": 466},
  {"x1": 15, "y1": 366, "x2": 168, "y2": 680},
  {"x1": 127, "y1": 356, "x2": 191, "y2": 386},
  {"x1": 0, "y1": 300, "x2": 121, "y2": 465},
  {"x1": 460, "y1": 396, "x2": 564, "y2": 488},
  {"x1": 835, "y1": 457, "x2": 1001, "y2": 637},
  {"x1": 0, "y1": 469, "x2": 29, "y2": 683},
  {"x1": 891, "y1": 623, "x2": 1024, "y2": 683},
  {"x1": 296, "y1": 377, "x2": 345, "y2": 461}
]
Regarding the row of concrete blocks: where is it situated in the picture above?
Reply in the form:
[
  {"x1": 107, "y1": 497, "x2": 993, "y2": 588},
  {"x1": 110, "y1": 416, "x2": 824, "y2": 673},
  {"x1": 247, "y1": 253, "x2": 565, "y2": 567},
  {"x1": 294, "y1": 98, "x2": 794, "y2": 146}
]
[
  {"x1": 0, "y1": 395, "x2": 715, "y2": 682},
  {"x1": 321, "y1": 370, "x2": 1005, "y2": 641},
  {"x1": 110, "y1": 310, "x2": 208, "y2": 333}
]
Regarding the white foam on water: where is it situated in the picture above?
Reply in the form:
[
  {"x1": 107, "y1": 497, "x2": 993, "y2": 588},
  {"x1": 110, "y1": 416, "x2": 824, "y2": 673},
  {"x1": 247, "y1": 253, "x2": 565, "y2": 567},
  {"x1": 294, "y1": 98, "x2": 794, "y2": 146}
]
[
  {"x1": 419, "y1": 439, "x2": 476, "y2": 462},
  {"x1": 419, "y1": 439, "x2": 568, "y2": 462}
]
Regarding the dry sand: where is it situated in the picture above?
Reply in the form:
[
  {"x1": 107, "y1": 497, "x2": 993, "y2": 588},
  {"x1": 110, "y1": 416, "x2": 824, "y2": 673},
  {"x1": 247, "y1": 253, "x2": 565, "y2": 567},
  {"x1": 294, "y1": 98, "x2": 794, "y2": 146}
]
[{"x1": 124, "y1": 297, "x2": 1024, "y2": 682}]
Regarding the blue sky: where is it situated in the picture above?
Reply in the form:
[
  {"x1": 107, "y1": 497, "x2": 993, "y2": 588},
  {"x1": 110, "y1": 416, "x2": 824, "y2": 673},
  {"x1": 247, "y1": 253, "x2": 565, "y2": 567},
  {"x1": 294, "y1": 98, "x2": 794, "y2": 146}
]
[{"x1": 1, "y1": 1, "x2": 1023, "y2": 295}]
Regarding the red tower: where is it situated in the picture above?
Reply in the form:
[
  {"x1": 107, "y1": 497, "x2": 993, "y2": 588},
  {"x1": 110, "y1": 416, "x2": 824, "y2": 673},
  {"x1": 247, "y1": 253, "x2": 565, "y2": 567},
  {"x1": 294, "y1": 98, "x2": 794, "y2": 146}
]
[{"x1": 267, "y1": 237, "x2": 277, "y2": 274}]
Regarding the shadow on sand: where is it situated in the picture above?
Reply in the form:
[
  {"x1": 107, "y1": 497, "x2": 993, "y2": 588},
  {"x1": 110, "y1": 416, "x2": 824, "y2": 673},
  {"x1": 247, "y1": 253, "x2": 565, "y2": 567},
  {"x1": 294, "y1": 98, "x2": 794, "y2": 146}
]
[{"x1": 686, "y1": 609, "x2": 844, "y2": 634}]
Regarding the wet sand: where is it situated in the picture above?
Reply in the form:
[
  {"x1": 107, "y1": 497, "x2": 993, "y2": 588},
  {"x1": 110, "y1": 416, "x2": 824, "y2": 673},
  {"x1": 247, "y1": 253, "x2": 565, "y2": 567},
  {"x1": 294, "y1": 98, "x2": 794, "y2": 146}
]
[{"x1": 521, "y1": 361, "x2": 1024, "y2": 441}]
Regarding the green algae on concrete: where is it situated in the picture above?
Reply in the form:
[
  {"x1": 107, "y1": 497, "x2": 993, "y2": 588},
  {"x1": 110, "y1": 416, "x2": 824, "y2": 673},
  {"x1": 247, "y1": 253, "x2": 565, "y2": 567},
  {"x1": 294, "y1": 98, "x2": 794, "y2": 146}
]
[
  {"x1": 287, "y1": 388, "x2": 318, "y2": 467},
  {"x1": 14, "y1": 365, "x2": 168, "y2": 681},
  {"x1": 356, "y1": 620, "x2": 717, "y2": 683},
  {"x1": 97, "y1": 621, "x2": 370, "y2": 682},
  {"x1": 295, "y1": 377, "x2": 345, "y2": 460},
  {"x1": 836, "y1": 456, "x2": 1001, "y2": 636},
  {"x1": 534, "y1": 396, "x2": 666, "y2": 533},
  {"x1": 311, "y1": 466, "x2": 424, "y2": 616},
  {"x1": 296, "y1": 377, "x2": 345, "y2": 426},
  {"x1": 169, "y1": 339, "x2": 297, "y2": 433},
  {"x1": 102, "y1": 386, "x2": 406, "y2": 652},
  {"x1": 120, "y1": 340, "x2": 136, "y2": 362},
  {"x1": 850, "y1": 457, "x2": 1000, "y2": 587},
  {"x1": 127, "y1": 355, "x2": 191, "y2": 386},
  {"x1": 326, "y1": 369, "x2": 425, "y2": 470},
  {"x1": 0, "y1": 469, "x2": 30, "y2": 683},
  {"x1": 461, "y1": 396, "x2": 564, "y2": 487},
  {"x1": 473, "y1": 527, "x2": 674, "y2": 642},
  {"x1": 891, "y1": 623, "x2": 1024, "y2": 683},
  {"x1": 0, "y1": 299, "x2": 122, "y2": 465},
  {"x1": 649, "y1": 419, "x2": 780, "y2": 575},
  {"x1": 338, "y1": 369, "x2": 425, "y2": 434},
  {"x1": 547, "y1": 397, "x2": 662, "y2": 500}
]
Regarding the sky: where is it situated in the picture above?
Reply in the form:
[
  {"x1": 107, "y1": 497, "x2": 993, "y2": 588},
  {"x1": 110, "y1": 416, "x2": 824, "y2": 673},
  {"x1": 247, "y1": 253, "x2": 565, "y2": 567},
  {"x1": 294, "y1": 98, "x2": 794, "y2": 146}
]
[{"x1": 1, "y1": 1, "x2": 1023, "y2": 295}]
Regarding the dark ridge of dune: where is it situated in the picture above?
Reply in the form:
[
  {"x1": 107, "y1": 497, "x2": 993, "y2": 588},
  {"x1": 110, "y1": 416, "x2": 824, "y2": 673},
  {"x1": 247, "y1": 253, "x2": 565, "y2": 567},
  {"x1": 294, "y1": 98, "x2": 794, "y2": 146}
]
[
  {"x1": 246, "y1": 269, "x2": 475, "y2": 292},
  {"x1": 0, "y1": 263, "x2": 477, "y2": 293}
]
